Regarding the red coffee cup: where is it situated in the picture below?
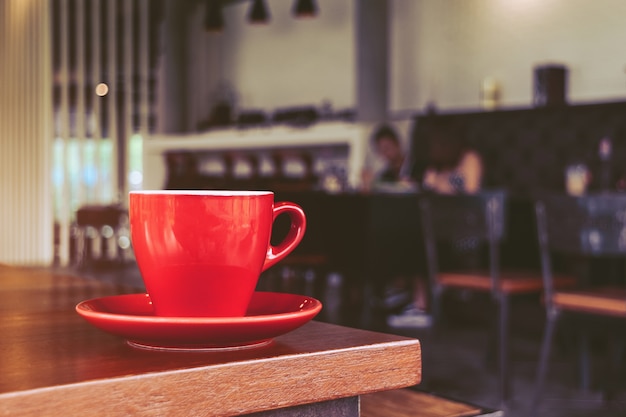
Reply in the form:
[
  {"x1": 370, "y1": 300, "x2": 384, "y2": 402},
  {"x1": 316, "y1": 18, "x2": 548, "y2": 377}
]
[{"x1": 129, "y1": 190, "x2": 306, "y2": 317}]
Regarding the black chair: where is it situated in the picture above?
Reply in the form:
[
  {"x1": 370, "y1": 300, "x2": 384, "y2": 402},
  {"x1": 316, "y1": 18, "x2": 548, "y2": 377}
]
[
  {"x1": 420, "y1": 190, "x2": 574, "y2": 407},
  {"x1": 531, "y1": 193, "x2": 626, "y2": 415}
]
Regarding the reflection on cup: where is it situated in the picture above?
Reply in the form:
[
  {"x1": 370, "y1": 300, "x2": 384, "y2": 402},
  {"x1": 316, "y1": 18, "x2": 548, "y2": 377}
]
[{"x1": 565, "y1": 164, "x2": 589, "y2": 196}]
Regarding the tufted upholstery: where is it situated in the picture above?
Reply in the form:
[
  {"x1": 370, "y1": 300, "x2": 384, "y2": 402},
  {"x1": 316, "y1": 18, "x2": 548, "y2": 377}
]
[{"x1": 410, "y1": 101, "x2": 626, "y2": 197}]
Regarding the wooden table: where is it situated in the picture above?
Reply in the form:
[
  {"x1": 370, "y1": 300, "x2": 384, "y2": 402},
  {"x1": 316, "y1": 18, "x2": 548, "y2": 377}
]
[{"x1": 0, "y1": 265, "x2": 421, "y2": 416}]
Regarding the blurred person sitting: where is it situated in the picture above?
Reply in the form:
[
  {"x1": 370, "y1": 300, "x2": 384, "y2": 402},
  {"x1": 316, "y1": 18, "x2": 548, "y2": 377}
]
[
  {"x1": 422, "y1": 122, "x2": 483, "y2": 194},
  {"x1": 362, "y1": 124, "x2": 419, "y2": 193},
  {"x1": 360, "y1": 124, "x2": 428, "y2": 326},
  {"x1": 387, "y1": 122, "x2": 484, "y2": 329}
]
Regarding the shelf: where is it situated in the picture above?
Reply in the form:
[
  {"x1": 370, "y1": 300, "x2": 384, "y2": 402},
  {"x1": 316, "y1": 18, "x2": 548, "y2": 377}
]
[{"x1": 143, "y1": 121, "x2": 370, "y2": 191}]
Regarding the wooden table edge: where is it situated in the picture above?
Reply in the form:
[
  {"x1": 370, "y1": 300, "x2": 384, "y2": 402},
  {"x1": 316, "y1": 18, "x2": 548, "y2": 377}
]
[{"x1": 0, "y1": 337, "x2": 421, "y2": 417}]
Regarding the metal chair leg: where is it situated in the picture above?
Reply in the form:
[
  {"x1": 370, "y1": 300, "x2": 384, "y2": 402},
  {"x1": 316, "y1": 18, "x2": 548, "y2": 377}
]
[
  {"x1": 579, "y1": 329, "x2": 591, "y2": 392},
  {"x1": 530, "y1": 310, "x2": 559, "y2": 417},
  {"x1": 430, "y1": 287, "x2": 443, "y2": 328},
  {"x1": 360, "y1": 280, "x2": 374, "y2": 329},
  {"x1": 603, "y1": 332, "x2": 624, "y2": 401},
  {"x1": 498, "y1": 294, "x2": 510, "y2": 408},
  {"x1": 484, "y1": 299, "x2": 498, "y2": 367}
]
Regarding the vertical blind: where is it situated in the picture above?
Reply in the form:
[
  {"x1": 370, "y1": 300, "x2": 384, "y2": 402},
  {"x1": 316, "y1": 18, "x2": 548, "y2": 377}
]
[
  {"x1": 52, "y1": 0, "x2": 160, "y2": 265},
  {"x1": 0, "y1": 0, "x2": 54, "y2": 265}
]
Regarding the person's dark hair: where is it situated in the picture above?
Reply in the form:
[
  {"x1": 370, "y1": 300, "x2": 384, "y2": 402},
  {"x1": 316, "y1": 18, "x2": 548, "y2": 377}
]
[
  {"x1": 372, "y1": 124, "x2": 400, "y2": 146},
  {"x1": 426, "y1": 121, "x2": 467, "y2": 171}
]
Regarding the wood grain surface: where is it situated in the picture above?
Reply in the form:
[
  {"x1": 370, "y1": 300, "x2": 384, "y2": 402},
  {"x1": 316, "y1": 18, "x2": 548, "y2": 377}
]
[{"x1": 0, "y1": 266, "x2": 421, "y2": 416}]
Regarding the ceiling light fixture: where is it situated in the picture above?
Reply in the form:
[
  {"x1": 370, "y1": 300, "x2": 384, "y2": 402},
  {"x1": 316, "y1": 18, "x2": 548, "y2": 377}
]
[
  {"x1": 248, "y1": 0, "x2": 270, "y2": 24},
  {"x1": 293, "y1": 0, "x2": 317, "y2": 18}
]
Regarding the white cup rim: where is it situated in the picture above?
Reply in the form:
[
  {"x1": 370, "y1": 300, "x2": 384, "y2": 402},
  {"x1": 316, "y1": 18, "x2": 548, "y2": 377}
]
[{"x1": 130, "y1": 190, "x2": 273, "y2": 196}]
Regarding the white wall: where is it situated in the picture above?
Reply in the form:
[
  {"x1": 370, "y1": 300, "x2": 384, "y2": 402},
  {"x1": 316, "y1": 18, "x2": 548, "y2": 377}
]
[
  {"x1": 183, "y1": 0, "x2": 626, "y2": 127},
  {"x1": 190, "y1": 0, "x2": 355, "y2": 122},
  {"x1": 391, "y1": 0, "x2": 626, "y2": 112}
]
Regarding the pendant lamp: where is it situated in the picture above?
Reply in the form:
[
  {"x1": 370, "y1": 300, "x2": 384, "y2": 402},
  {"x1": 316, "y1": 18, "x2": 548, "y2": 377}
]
[
  {"x1": 203, "y1": 0, "x2": 224, "y2": 32},
  {"x1": 248, "y1": 0, "x2": 270, "y2": 24},
  {"x1": 293, "y1": 0, "x2": 317, "y2": 18}
]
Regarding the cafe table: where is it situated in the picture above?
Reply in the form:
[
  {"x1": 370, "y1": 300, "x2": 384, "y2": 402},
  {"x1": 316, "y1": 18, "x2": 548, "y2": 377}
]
[{"x1": 0, "y1": 265, "x2": 421, "y2": 416}]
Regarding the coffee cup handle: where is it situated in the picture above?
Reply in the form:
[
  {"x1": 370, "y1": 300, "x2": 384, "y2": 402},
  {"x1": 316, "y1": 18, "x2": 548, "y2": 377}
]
[{"x1": 263, "y1": 201, "x2": 307, "y2": 271}]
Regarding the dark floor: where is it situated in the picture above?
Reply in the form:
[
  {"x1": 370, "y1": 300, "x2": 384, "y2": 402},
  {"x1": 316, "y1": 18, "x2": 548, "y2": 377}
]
[{"x1": 63, "y1": 261, "x2": 626, "y2": 417}]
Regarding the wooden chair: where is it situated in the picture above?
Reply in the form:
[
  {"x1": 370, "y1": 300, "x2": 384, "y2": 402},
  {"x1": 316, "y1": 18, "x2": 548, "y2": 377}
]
[
  {"x1": 419, "y1": 190, "x2": 573, "y2": 407},
  {"x1": 530, "y1": 193, "x2": 626, "y2": 415}
]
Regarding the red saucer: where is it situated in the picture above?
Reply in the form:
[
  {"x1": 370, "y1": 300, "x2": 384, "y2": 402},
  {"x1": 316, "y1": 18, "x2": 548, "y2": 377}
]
[{"x1": 76, "y1": 292, "x2": 322, "y2": 351}]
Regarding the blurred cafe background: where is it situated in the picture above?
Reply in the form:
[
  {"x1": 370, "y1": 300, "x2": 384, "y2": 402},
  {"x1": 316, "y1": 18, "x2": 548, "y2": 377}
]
[{"x1": 3, "y1": 1, "x2": 626, "y2": 415}]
